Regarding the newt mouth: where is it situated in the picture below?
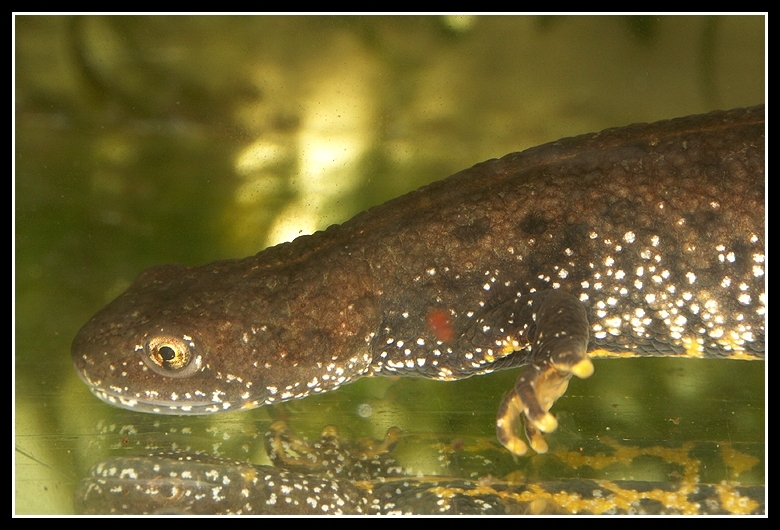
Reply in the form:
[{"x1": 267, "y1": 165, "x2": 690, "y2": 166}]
[{"x1": 74, "y1": 365, "x2": 241, "y2": 415}]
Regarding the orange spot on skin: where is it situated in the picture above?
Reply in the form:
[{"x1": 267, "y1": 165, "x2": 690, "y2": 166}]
[{"x1": 427, "y1": 309, "x2": 454, "y2": 343}]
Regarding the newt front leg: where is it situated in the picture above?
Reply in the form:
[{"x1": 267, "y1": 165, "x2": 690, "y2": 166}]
[{"x1": 496, "y1": 290, "x2": 594, "y2": 456}]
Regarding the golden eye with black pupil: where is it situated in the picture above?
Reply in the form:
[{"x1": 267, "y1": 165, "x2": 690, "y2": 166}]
[{"x1": 143, "y1": 334, "x2": 201, "y2": 378}]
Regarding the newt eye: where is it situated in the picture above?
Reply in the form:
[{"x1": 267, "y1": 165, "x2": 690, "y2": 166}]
[{"x1": 144, "y1": 334, "x2": 201, "y2": 377}]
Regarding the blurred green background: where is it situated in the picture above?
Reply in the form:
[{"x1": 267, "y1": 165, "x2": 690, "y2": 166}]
[{"x1": 14, "y1": 15, "x2": 765, "y2": 514}]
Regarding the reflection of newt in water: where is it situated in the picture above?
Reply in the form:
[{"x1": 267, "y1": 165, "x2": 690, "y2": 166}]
[
  {"x1": 72, "y1": 106, "x2": 765, "y2": 456},
  {"x1": 75, "y1": 422, "x2": 765, "y2": 515}
]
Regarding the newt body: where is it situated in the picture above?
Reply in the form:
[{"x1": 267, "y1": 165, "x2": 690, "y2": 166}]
[{"x1": 72, "y1": 106, "x2": 765, "y2": 455}]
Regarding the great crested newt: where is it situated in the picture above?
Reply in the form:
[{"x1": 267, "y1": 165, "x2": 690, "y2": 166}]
[{"x1": 72, "y1": 105, "x2": 765, "y2": 456}]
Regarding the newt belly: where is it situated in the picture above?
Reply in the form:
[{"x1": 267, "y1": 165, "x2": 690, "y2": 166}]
[
  {"x1": 72, "y1": 106, "x2": 765, "y2": 456},
  {"x1": 76, "y1": 422, "x2": 765, "y2": 515}
]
